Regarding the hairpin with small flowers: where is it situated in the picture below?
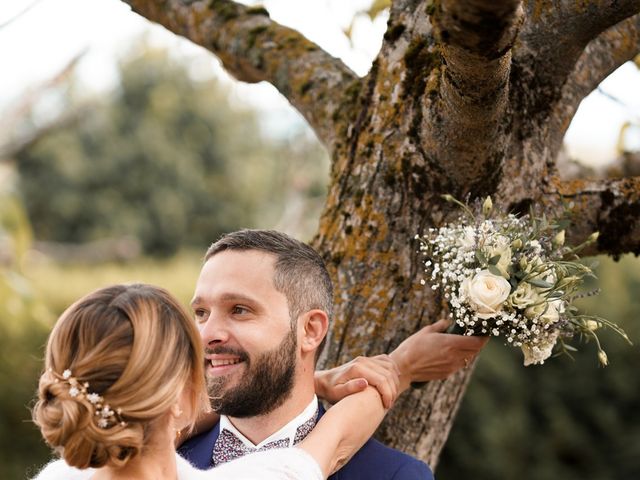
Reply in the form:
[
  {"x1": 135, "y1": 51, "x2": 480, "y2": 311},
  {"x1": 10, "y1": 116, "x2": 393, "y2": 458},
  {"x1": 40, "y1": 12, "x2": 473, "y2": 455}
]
[{"x1": 49, "y1": 368, "x2": 127, "y2": 429}]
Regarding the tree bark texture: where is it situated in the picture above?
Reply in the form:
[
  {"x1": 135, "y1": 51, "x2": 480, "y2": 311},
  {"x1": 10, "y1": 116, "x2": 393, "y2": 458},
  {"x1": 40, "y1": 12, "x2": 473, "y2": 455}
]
[{"x1": 122, "y1": 0, "x2": 640, "y2": 468}]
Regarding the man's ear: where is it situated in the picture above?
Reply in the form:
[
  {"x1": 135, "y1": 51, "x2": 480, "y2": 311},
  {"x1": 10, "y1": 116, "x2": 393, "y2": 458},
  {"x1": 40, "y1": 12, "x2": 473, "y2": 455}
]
[{"x1": 299, "y1": 309, "x2": 329, "y2": 355}]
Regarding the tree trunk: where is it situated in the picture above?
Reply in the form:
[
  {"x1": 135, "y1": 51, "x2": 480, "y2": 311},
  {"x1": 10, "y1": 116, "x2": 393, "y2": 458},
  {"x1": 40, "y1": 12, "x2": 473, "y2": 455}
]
[{"x1": 121, "y1": 0, "x2": 640, "y2": 468}]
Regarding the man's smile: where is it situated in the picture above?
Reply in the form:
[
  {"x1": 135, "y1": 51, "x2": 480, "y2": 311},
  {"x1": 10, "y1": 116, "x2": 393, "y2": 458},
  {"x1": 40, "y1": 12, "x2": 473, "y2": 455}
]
[{"x1": 205, "y1": 354, "x2": 246, "y2": 376}]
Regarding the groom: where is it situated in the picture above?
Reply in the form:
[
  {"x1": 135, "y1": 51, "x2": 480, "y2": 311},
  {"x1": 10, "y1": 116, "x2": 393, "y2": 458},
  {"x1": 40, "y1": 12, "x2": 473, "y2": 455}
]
[{"x1": 179, "y1": 229, "x2": 484, "y2": 478}]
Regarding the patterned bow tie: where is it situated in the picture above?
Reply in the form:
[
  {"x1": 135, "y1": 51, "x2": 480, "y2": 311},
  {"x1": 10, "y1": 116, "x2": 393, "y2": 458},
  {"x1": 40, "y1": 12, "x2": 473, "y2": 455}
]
[{"x1": 212, "y1": 410, "x2": 318, "y2": 466}]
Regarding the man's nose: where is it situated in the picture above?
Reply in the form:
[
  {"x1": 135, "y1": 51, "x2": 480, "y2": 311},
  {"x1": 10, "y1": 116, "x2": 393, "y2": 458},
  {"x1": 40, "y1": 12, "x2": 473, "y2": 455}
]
[{"x1": 199, "y1": 314, "x2": 231, "y2": 346}]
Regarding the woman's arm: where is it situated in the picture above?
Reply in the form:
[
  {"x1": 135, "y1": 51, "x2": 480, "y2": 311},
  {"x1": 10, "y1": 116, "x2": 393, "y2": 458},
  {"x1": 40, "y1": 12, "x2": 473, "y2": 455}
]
[
  {"x1": 298, "y1": 385, "x2": 391, "y2": 477},
  {"x1": 299, "y1": 320, "x2": 489, "y2": 477}
]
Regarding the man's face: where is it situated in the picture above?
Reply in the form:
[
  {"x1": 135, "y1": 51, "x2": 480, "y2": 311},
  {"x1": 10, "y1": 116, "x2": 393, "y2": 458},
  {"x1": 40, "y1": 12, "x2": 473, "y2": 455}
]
[{"x1": 191, "y1": 250, "x2": 298, "y2": 417}]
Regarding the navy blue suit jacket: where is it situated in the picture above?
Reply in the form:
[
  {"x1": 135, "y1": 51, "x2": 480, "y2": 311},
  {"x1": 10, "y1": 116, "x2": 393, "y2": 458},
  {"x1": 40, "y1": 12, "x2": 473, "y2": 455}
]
[{"x1": 178, "y1": 405, "x2": 434, "y2": 479}]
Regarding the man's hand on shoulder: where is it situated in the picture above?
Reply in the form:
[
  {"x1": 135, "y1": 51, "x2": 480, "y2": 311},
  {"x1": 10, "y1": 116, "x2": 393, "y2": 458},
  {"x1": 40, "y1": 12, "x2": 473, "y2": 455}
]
[{"x1": 314, "y1": 355, "x2": 400, "y2": 408}]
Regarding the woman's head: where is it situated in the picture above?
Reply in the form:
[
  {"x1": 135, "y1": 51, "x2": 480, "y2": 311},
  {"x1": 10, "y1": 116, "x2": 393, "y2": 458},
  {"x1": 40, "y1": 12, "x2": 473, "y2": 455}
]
[{"x1": 33, "y1": 283, "x2": 207, "y2": 469}]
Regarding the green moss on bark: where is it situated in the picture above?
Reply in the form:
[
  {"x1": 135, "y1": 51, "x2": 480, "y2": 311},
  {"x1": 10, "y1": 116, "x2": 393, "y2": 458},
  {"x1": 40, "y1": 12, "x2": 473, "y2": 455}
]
[
  {"x1": 246, "y1": 5, "x2": 269, "y2": 17},
  {"x1": 210, "y1": 1, "x2": 239, "y2": 22}
]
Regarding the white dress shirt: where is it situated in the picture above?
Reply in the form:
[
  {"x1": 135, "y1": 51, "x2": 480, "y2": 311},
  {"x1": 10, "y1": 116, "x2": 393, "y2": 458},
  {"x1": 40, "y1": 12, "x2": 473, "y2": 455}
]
[{"x1": 218, "y1": 395, "x2": 319, "y2": 449}]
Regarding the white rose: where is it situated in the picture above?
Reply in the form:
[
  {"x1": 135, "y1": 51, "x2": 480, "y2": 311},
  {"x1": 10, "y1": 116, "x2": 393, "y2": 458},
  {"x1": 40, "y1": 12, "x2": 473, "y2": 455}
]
[
  {"x1": 521, "y1": 330, "x2": 559, "y2": 366},
  {"x1": 507, "y1": 282, "x2": 541, "y2": 309},
  {"x1": 460, "y1": 270, "x2": 511, "y2": 319},
  {"x1": 486, "y1": 235, "x2": 512, "y2": 278}
]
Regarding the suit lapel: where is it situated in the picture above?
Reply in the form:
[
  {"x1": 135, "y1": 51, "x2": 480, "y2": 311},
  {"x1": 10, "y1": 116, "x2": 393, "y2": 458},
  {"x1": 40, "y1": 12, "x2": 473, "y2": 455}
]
[{"x1": 178, "y1": 421, "x2": 220, "y2": 469}]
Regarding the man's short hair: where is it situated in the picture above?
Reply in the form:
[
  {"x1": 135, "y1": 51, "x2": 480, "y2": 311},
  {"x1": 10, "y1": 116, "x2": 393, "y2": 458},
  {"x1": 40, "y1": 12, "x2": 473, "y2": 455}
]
[{"x1": 205, "y1": 229, "x2": 333, "y2": 358}]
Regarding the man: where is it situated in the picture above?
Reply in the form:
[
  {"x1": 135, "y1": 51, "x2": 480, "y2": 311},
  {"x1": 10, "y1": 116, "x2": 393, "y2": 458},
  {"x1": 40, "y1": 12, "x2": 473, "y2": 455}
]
[{"x1": 179, "y1": 230, "x2": 487, "y2": 478}]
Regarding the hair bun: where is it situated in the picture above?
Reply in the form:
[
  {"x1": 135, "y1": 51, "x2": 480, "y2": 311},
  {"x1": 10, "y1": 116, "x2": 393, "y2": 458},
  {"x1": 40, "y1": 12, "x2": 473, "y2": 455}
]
[{"x1": 33, "y1": 373, "x2": 144, "y2": 469}]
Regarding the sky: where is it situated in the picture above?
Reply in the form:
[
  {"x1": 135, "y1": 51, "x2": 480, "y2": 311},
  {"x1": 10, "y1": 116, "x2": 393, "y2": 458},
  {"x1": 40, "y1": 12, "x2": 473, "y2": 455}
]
[{"x1": 1, "y1": 0, "x2": 639, "y2": 166}]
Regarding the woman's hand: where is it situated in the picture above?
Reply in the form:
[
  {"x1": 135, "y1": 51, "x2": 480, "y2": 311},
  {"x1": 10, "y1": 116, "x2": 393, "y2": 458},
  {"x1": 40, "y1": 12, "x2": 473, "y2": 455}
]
[{"x1": 314, "y1": 355, "x2": 400, "y2": 408}]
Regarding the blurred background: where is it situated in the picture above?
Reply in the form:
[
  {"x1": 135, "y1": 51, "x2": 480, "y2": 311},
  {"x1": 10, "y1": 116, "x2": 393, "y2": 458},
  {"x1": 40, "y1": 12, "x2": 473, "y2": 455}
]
[{"x1": 1, "y1": 1, "x2": 638, "y2": 478}]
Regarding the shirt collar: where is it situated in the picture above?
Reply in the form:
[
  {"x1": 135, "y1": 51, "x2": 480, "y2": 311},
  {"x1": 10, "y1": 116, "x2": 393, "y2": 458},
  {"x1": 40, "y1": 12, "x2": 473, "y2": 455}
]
[{"x1": 219, "y1": 395, "x2": 318, "y2": 449}]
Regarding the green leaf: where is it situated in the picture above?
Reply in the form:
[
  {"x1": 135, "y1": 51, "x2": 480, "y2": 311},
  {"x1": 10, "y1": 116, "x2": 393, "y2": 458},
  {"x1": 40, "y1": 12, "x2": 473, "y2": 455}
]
[
  {"x1": 488, "y1": 265, "x2": 503, "y2": 277},
  {"x1": 475, "y1": 250, "x2": 488, "y2": 265},
  {"x1": 488, "y1": 254, "x2": 501, "y2": 265},
  {"x1": 526, "y1": 278, "x2": 554, "y2": 289}
]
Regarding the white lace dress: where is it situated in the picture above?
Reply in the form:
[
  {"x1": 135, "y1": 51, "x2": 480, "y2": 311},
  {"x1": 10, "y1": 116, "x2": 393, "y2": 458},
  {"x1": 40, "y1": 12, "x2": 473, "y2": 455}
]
[{"x1": 32, "y1": 448, "x2": 324, "y2": 480}]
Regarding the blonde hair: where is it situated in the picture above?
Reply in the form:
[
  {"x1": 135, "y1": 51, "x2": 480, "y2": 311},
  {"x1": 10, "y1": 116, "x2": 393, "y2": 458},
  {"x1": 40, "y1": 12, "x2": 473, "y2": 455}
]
[{"x1": 32, "y1": 284, "x2": 207, "y2": 469}]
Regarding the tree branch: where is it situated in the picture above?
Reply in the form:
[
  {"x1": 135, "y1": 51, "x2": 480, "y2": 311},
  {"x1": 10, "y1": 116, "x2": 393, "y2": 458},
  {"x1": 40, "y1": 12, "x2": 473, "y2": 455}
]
[
  {"x1": 545, "y1": 176, "x2": 640, "y2": 258},
  {"x1": 121, "y1": 0, "x2": 359, "y2": 151},
  {"x1": 543, "y1": 13, "x2": 640, "y2": 158},
  {"x1": 522, "y1": 0, "x2": 640, "y2": 46},
  {"x1": 567, "y1": 13, "x2": 640, "y2": 110},
  {"x1": 514, "y1": 1, "x2": 640, "y2": 89},
  {"x1": 425, "y1": 0, "x2": 523, "y2": 195}
]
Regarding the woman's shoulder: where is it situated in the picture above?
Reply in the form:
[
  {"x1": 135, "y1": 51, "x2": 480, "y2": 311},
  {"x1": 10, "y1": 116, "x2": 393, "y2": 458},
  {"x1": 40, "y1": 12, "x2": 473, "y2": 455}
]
[{"x1": 31, "y1": 459, "x2": 93, "y2": 480}]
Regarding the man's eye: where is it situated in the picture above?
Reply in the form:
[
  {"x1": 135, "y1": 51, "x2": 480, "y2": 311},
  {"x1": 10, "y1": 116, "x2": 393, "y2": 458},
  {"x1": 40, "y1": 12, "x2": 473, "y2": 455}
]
[
  {"x1": 232, "y1": 305, "x2": 249, "y2": 315},
  {"x1": 193, "y1": 309, "x2": 208, "y2": 322}
]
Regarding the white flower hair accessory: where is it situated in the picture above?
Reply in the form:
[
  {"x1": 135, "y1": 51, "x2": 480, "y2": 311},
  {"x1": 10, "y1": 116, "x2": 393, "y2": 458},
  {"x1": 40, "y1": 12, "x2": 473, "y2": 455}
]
[{"x1": 49, "y1": 368, "x2": 127, "y2": 429}]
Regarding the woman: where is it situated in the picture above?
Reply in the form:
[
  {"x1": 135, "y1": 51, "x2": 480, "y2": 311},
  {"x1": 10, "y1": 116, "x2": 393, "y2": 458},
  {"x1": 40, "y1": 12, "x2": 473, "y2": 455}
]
[{"x1": 32, "y1": 283, "x2": 400, "y2": 479}]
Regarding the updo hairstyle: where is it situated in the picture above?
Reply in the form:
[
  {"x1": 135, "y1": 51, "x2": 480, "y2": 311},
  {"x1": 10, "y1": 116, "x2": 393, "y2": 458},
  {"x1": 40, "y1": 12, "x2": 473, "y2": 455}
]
[{"x1": 32, "y1": 284, "x2": 207, "y2": 469}]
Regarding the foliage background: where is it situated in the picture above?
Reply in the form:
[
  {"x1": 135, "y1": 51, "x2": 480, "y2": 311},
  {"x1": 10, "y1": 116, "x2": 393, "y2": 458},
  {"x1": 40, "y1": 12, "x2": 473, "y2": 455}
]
[{"x1": 1, "y1": 40, "x2": 639, "y2": 480}]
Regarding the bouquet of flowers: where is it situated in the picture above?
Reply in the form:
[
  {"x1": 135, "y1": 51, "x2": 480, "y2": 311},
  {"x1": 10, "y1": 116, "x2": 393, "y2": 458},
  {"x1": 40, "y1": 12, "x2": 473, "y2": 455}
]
[{"x1": 416, "y1": 195, "x2": 630, "y2": 366}]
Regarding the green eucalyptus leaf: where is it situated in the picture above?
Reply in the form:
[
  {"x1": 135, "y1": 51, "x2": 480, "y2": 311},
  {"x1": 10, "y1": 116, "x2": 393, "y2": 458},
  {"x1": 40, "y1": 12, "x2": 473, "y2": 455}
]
[
  {"x1": 526, "y1": 278, "x2": 554, "y2": 289},
  {"x1": 488, "y1": 265, "x2": 503, "y2": 276},
  {"x1": 488, "y1": 254, "x2": 501, "y2": 265}
]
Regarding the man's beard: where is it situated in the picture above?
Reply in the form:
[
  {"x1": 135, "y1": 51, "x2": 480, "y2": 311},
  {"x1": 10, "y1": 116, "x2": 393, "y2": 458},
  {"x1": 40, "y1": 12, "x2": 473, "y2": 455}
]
[{"x1": 206, "y1": 327, "x2": 297, "y2": 418}]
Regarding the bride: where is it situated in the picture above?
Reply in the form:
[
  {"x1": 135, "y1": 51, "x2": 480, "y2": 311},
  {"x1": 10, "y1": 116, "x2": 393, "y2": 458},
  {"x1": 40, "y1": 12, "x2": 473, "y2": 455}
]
[{"x1": 32, "y1": 283, "x2": 434, "y2": 479}]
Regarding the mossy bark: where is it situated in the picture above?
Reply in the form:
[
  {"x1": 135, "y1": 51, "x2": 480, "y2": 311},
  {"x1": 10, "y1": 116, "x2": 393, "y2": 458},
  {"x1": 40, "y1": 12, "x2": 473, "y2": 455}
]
[{"x1": 122, "y1": 0, "x2": 640, "y2": 468}]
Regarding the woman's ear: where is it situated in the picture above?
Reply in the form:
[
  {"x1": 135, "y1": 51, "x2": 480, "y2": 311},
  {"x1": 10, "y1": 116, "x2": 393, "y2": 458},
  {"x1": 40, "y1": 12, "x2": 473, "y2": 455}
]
[
  {"x1": 170, "y1": 402, "x2": 184, "y2": 420},
  {"x1": 300, "y1": 309, "x2": 329, "y2": 355}
]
